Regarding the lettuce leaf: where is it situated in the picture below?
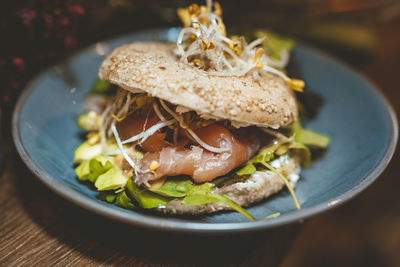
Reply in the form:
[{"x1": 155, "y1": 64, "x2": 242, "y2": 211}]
[
  {"x1": 125, "y1": 177, "x2": 255, "y2": 220},
  {"x1": 236, "y1": 142, "x2": 279, "y2": 176},
  {"x1": 88, "y1": 157, "x2": 113, "y2": 183},
  {"x1": 114, "y1": 191, "x2": 136, "y2": 209},
  {"x1": 97, "y1": 192, "x2": 117, "y2": 203},
  {"x1": 98, "y1": 191, "x2": 135, "y2": 209},
  {"x1": 236, "y1": 119, "x2": 325, "y2": 175},
  {"x1": 236, "y1": 163, "x2": 257, "y2": 176},
  {"x1": 147, "y1": 177, "x2": 216, "y2": 198},
  {"x1": 75, "y1": 154, "x2": 110, "y2": 181},
  {"x1": 178, "y1": 182, "x2": 255, "y2": 220},
  {"x1": 75, "y1": 154, "x2": 128, "y2": 191},
  {"x1": 90, "y1": 79, "x2": 115, "y2": 95},
  {"x1": 147, "y1": 177, "x2": 196, "y2": 197},
  {"x1": 125, "y1": 178, "x2": 171, "y2": 209},
  {"x1": 290, "y1": 120, "x2": 330, "y2": 148}
]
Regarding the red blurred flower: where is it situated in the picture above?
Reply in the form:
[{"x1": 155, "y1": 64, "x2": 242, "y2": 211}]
[
  {"x1": 13, "y1": 57, "x2": 25, "y2": 71},
  {"x1": 69, "y1": 5, "x2": 85, "y2": 16}
]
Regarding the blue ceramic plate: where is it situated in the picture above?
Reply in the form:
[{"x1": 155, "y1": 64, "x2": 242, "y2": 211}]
[{"x1": 12, "y1": 29, "x2": 398, "y2": 234}]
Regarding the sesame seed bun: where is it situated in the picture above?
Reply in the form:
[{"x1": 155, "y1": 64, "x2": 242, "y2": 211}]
[{"x1": 99, "y1": 42, "x2": 298, "y2": 129}]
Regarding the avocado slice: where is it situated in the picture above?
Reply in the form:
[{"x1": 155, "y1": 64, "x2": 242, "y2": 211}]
[
  {"x1": 95, "y1": 166, "x2": 128, "y2": 191},
  {"x1": 73, "y1": 141, "x2": 102, "y2": 164}
]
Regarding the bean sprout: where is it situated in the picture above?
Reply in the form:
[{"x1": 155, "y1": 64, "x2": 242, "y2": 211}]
[{"x1": 175, "y1": 0, "x2": 304, "y2": 92}]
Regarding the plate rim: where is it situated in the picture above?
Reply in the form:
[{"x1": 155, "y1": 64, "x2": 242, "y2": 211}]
[{"x1": 12, "y1": 29, "x2": 399, "y2": 234}]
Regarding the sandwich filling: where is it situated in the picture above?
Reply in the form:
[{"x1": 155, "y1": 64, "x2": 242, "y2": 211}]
[{"x1": 102, "y1": 93, "x2": 263, "y2": 186}]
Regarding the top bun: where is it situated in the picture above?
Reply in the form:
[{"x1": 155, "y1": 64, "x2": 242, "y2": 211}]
[{"x1": 99, "y1": 42, "x2": 297, "y2": 129}]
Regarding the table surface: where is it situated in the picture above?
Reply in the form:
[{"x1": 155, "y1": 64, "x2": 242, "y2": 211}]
[{"x1": 1, "y1": 19, "x2": 400, "y2": 267}]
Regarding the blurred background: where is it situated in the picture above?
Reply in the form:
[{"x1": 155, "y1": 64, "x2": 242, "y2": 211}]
[{"x1": 1, "y1": 0, "x2": 400, "y2": 266}]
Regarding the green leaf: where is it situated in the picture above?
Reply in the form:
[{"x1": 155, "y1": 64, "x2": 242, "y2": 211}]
[
  {"x1": 177, "y1": 181, "x2": 253, "y2": 219},
  {"x1": 236, "y1": 143, "x2": 277, "y2": 176},
  {"x1": 252, "y1": 153, "x2": 272, "y2": 164},
  {"x1": 97, "y1": 192, "x2": 117, "y2": 203},
  {"x1": 75, "y1": 154, "x2": 110, "y2": 181},
  {"x1": 88, "y1": 158, "x2": 113, "y2": 183},
  {"x1": 97, "y1": 190, "x2": 135, "y2": 209},
  {"x1": 294, "y1": 127, "x2": 330, "y2": 148},
  {"x1": 126, "y1": 177, "x2": 254, "y2": 220},
  {"x1": 74, "y1": 143, "x2": 131, "y2": 190},
  {"x1": 147, "y1": 177, "x2": 195, "y2": 197},
  {"x1": 275, "y1": 143, "x2": 289, "y2": 156},
  {"x1": 90, "y1": 79, "x2": 113, "y2": 95},
  {"x1": 251, "y1": 141, "x2": 282, "y2": 164},
  {"x1": 147, "y1": 177, "x2": 216, "y2": 198},
  {"x1": 75, "y1": 154, "x2": 128, "y2": 190},
  {"x1": 236, "y1": 163, "x2": 257, "y2": 176},
  {"x1": 182, "y1": 192, "x2": 255, "y2": 221},
  {"x1": 115, "y1": 191, "x2": 135, "y2": 209},
  {"x1": 187, "y1": 182, "x2": 214, "y2": 194},
  {"x1": 125, "y1": 178, "x2": 171, "y2": 209},
  {"x1": 254, "y1": 143, "x2": 280, "y2": 161},
  {"x1": 291, "y1": 120, "x2": 330, "y2": 148},
  {"x1": 255, "y1": 30, "x2": 294, "y2": 61},
  {"x1": 181, "y1": 192, "x2": 214, "y2": 206}
]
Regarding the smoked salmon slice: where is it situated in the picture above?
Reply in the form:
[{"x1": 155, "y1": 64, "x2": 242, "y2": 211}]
[
  {"x1": 116, "y1": 112, "x2": 166, "y2": 153},
  {"x1": 134, "y1": 125, "x2": 261, "y2": 185}
]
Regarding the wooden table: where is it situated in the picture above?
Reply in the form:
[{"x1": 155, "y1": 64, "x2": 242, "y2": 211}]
[{"x1": 1, "y1": 19, "x2": 399, "y2": 267}]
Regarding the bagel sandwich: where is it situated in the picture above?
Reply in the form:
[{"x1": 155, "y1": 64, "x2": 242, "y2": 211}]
[{"x1": 74, "y1": 1, "x2": 329, "y2": 219}]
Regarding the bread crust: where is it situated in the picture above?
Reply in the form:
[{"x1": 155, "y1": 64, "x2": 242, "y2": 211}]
[{"x1": 99, "y1": 42, "x2": 298, "y2": 129}]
